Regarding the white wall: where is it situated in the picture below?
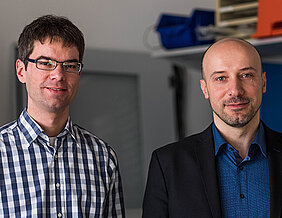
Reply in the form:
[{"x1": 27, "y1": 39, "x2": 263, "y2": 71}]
[
  {"x1": 183, "y1": 60, "x2": 213, "y2": 136},
  {"x1": 0, "y1": 0, "x2": 214, "y2": 125}
]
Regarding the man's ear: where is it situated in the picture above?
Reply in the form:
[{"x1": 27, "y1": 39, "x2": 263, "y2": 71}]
[
  {"x1": 16, "y1": 59, "x2": 26, "y2": 84},
  {"x1": 200, "y1": 79, "x2": 209, "y2": 99},
  {"x1": 262, "y1": 71, "x2": 267, "y2": 93}
]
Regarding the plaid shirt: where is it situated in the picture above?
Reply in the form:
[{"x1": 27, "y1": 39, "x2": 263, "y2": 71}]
[{"x1": 0, "y1": 109, "x2": 125, "y2": 217}]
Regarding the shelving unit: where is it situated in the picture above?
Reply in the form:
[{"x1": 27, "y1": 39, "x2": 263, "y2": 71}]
[
  {"x1": 216, "y1": 0, "x2": 258, "y2": 39},
  {"x1": 219, "y1": 2, "x2": 258, "y2": 13},
  {"x1": 152, "y1": 36, "x2": 282, "y2": 63}
]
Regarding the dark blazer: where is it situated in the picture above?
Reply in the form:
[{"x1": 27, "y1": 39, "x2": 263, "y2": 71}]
[{"x1": 142, "y1": 123, "x2": 282, "y2": 218}]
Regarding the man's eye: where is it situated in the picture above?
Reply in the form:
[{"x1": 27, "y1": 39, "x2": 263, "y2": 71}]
[
  {"x1": 242, "y1": 73, "x2": 252, "y2": 78},
  {"x1": 38, "y1": 60, "x2": 53, "y2": 66},
  {"x1": 65, "y1": 64, "x2": 76, "y2": 69},
  {"x1": 38, "y1": 61, "x2": 50, "y2": 66},
  {"x1": 216, "y1": 76, "x2": 225, "y2": 81},
  {"x1": 63, "y1": 63, "x2": 78, "y2": 71}
]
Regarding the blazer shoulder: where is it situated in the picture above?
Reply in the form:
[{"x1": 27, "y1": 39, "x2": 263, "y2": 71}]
[{"x1": 263, "y1": 123, "x2": 282, "y2": 152}]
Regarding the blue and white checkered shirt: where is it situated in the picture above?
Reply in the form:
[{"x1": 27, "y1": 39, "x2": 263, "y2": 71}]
[{"x1": 0, "y1": 109, "x2": 125, "y2": 217}]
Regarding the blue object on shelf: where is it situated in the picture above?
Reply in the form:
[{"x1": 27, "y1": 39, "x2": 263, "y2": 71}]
[{"x1": 156, "y1": 9, "x2": 215, "y2": 49}]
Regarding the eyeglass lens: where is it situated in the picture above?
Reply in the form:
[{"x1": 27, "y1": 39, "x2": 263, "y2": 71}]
[{"x1": 36, "y1": 59, "x2": 81, "y2": 73}]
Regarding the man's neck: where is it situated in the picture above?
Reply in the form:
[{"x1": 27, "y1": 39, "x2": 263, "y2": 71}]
[
  {"x1": 27, "y1": 107, "x2": 69, "y2": 137},
  {"x1": 214, "y1": 115, "x2": 260, "y2": 159}
]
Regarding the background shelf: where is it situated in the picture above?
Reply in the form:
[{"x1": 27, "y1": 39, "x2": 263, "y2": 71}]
[
  {"x1": 220, "y1": 2, "x2": 258, "y2": 13},
  {"x1": 152, "y1": 36, "x2": 282, "y2": 63},
  {"x1": 216, "y1": 0, "x2": 258, "y2": 38}
]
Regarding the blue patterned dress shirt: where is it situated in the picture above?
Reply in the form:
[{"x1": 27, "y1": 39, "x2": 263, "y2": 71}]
[
  {"x1": 213, "y1": 123, "x2": 270, "y2": 217},
  {"x1": 0, "y1": 109, "x2": 125, "y2": 217}
]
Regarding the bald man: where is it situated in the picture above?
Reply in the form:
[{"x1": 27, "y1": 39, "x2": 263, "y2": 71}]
[{"x1": 142, "y1": 38, "x2": 282, "y2": 218}]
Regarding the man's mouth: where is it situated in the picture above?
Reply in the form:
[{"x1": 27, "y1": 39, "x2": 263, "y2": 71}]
[
  {"x1": 226, "y1": 103, "x2": 248, "y2": 108},
  {"x1": 224, "y1": 98, "x2": 250, "y2": 110},
  {"x1": 46, "y1": 87, "x2": 67, "y2": 92},
  {"x1": 226, "y1": 102, "x2": 248, "y2": 106},
  {"x1": 47, "y1": 87, "x2": 66, "y2": 91}
]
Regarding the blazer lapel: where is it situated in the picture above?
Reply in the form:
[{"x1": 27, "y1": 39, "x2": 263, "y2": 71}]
[
  {"x1": 264, "y1": 125, "x2": 282, "y2": 218},
  {"x1": 194, "y1": 125, "x2": 222, "y2": 218},
  {"x1": 193, "y1": 123, "x2": 282, "y2": 217}
]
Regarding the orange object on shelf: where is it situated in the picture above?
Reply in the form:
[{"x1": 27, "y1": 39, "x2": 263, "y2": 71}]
[{"x1": 252, "y1": 0, "x2": 282, "y2": 38}]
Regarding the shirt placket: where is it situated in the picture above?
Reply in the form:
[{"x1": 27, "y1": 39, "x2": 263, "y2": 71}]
[
  {"x1": 225, "y1": 145, "x2": 249, "y2": 217},
  {"x1": 54, "y1": 137, "x2": 65, "y2": 218},
  {"x1": 43, "y1": 135, "x2": 64, "y2": 218},
  {"x1": 233, "y1": 150, "x2": 249, "y2": 217},
  {"x1": 237, "y1": 161, "x2": 248, "y2": 217}
]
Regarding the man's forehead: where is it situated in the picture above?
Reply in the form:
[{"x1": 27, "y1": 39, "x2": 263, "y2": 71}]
[
  {"x1": 32, "y1": 38, "x2": 79, "y2": 53},
  {"x1": 30, "y1": 38, "x2": 79, "y2": 61},
  {"x1": 33, "y1": 37, "x2": 76, "y2": 49},
  {"x1": 208, "y1": 40, "x2": 253, "y2": 54},
  {"x1": 204, "y1": 39, "x2": 260, "y2": 60},
  {"x1": 202, "y1": 39, "x2": 261, "y2": 76}
]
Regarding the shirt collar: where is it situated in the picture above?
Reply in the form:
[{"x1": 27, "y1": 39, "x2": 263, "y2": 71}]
[
  {"x1": 17, "y1": 108, "x2": 77, "y2": 146},
  {"x1": 17, "y1": 108, "x2": 44, "y2": 145},
  {"x1": 213, "y1": 122, "x2": 267, "y2": 157},
  {"x1": 58, "y1": 116, "x2": 78, "y2": 144}
]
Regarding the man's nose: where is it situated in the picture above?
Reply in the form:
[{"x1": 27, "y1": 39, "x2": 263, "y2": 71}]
[
  {"x1": 49, "y1": 64, "x2": 65, "y2": 81},
  {"x1": 227, "y1": 78, "x2": 244, "y2": 97}
]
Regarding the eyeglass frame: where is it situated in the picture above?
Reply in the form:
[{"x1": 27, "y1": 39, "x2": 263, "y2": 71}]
[{"x1": 26, "y1": 58, "x2": 83, "y2": 74}]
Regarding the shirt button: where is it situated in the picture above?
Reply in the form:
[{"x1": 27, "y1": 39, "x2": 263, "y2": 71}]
[
  {"x1": 56, "y1": 183, "x2": 60, "y2": 189},
  {"x1": 58, "y1": 213, "x2": 62, "y2": 217},
  {"x1": 238, "y1": 166, "x2": 243, "y2": 170},
  {"x1": 55, "y1": 154, "x2": 58, "y2": 159},
  {"x1": 240, "y1": 194, "x2": 245, "y2": 199}
]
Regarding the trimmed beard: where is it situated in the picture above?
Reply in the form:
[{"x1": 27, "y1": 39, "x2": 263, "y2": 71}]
[{"x1": 212, "y1": 99, "x2": 261, "y2": 128}]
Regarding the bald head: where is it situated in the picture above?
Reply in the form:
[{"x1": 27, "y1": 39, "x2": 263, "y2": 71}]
[
  {"x1": 199, "y1": 37, "x2": 267, "y2": 128},
  {"x1": 201, "y1": 38, "x2": 262, "y2": 79}
]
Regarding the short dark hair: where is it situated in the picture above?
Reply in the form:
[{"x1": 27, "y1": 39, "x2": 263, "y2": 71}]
[{"x1": 18, "y1": 15, "x2": 85, "y2": 67}]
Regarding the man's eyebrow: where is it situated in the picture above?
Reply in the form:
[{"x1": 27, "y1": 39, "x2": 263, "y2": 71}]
[
  {"x1": 209, "y1": 67, "x2": 257, "y2": 78},
  {"x1": 34, "y1": 56, "x2": 79, "y2": 62},
  {"x1": 34, "y1": 55, "x2": 51, "y2": 60},
  {"x1": 239, "y1": 67, "x2": 257, "y2": 72},
  {"x1": 210, "y1": 71, "x2": 226, "y2": 78},
  {"x1": 64, "y1": 59, "x2": 79, "y2": 63}
]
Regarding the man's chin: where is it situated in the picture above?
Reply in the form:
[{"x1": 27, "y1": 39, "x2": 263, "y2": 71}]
[
  {"x1": 215, "y1": 112, "x2": 253, "y2": 128},
  {"x1": 224, "y1": 120, "x2": 250, "y2": 128},
  {"x1": 46, "y1": 104, "x2": 68, "y2": 113}
]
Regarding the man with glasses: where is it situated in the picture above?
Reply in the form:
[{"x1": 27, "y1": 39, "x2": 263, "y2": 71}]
[{"x1": 0, "y1": 15, "x2": 125, "y2": 217}]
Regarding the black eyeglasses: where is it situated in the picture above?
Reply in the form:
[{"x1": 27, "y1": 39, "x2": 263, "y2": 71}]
[{"x1": 26, "y1": 58, "x2": 83, "y2": 74}]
